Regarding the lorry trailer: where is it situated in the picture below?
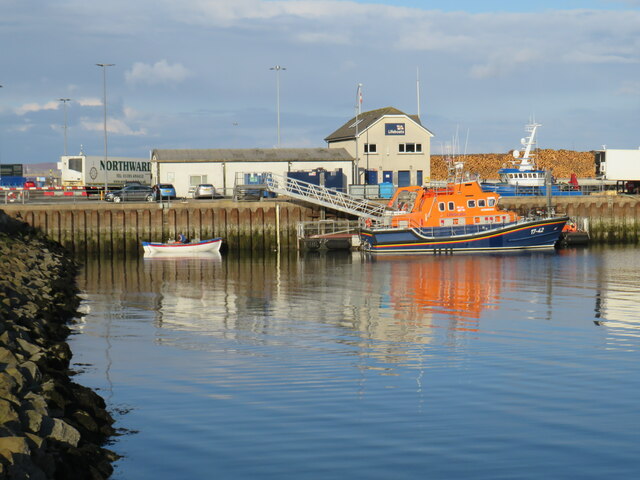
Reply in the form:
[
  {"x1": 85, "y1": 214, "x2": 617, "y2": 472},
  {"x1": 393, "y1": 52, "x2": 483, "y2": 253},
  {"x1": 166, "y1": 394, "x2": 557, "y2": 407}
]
[
  {"x1": 58, "y1": 154, "x2": 151, "y2": 190},
  {"x1": 595, "y1": 149, "x2": 640, "y2": 194}
]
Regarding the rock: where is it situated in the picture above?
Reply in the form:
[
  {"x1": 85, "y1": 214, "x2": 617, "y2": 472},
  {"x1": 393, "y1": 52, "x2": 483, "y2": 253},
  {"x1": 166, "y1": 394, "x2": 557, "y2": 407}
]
[
  {"x1": 0, "y1": 397, "x2": 20, "y2": 427},
  {"x1": 21, "y1": 408, "x2": 44, "y2": 434},
  {"x1": 3, "y1": 366, "x2": 26, "y2": 395},
  {"x1": 16, "y1": 338, "x2": 42, "y2": 358},
  {"x1": 71, "y1": 410, "x2": 99, "y2": 435},
  {"x1": 0, "y1": 214, "x2": 117, "y2": 478},
  {"x1": 23, "y1": 393, "x2": 48, "y2": 416},
  {"x1": 18, "y1": 360, "x2": 42, "y2": 387},
  {"x1": 0, "y1": 435, "x2": 30, "y2": 463},
  {"x1": 0, "y1": 346, "x2": 19, "y2": 366},
  {"x1": 41, "y1": 417, "x2": 80, "y2": 448},
  {"x1": 0, "y1": 371, "x2": 20, "y2": 397}
]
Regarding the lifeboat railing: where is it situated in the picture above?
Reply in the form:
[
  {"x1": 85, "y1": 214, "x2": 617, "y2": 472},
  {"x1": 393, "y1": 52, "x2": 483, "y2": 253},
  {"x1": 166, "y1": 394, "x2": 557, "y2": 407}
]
[{"x1": 263, "y1": 172, "x2": 387, "y2": 220}]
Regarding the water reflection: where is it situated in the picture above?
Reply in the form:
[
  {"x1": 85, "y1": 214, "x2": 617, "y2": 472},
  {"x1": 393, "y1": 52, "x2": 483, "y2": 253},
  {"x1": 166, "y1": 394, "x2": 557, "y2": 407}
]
[
  {"x1": 76, "y1": 250, "x2": 585, "y2": 367},
  {"x1": 593, "y1": 247, "x2": 640, "y2": 345},
  {"x1": 77, "y1": 248, "x2": 640, "y2": 360}
]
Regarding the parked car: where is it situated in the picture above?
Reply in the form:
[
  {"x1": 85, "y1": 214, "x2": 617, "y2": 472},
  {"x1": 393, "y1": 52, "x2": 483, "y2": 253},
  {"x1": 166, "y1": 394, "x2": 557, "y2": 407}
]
[
  {"x1": 105, "y1": 184, "x2": 153, "y2": 203},
  {"x1": 192, "y1": 184, "x2": 223, "y2": 199},
  {"x1": 149, "y1": 183, "x2": 177, "y2": 201}
]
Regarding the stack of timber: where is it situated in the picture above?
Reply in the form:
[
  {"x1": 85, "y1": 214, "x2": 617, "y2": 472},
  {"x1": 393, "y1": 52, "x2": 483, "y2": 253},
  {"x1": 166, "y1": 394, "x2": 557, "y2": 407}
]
[{"x1": 431, "y1": 149, "x2": 595, "y2": 181}]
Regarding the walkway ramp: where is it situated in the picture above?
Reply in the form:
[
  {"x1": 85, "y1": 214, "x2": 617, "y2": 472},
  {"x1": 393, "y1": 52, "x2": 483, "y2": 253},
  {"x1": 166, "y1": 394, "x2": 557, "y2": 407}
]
[{"x1": 263, "y1": 172, "x2": 387, "y2": 220}]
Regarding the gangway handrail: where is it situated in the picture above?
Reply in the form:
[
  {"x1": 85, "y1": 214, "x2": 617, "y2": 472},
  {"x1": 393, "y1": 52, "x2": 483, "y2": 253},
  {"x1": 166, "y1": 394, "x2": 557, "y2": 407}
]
[{"x1": 263, "y1": 172, "x2": 387, "y2": 220}]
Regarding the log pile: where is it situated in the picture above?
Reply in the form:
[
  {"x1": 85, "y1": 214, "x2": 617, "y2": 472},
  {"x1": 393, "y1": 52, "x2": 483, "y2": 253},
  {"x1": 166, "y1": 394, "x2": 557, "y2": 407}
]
[{"x1": 430, "y1": 149, "x2": 595, "y2": 181}]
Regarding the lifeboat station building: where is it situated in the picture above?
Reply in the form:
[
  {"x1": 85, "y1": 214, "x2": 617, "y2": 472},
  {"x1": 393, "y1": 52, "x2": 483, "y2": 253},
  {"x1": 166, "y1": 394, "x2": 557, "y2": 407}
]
[
  {"x1": 150, "y1": 148, "x2": 354, "y2": 198},
  {"x1": 150, "y1": 106, "x2": 433, "y2": 198},
  {"x1": 325, "y1": 106, "x2": 433, "y2": 187}
]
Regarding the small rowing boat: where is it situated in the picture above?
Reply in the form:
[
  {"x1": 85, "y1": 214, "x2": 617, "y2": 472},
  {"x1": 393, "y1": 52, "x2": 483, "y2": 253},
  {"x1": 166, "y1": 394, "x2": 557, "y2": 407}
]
[{"x1": 142, "y1": 237, "x2": 223, "y2": 255}]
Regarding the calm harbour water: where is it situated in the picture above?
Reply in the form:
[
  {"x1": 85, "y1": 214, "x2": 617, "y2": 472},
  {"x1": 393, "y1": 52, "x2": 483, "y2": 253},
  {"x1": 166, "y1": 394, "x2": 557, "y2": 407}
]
[{"x1": 70, "y1": 247, "x2": 640, "y2": 479}]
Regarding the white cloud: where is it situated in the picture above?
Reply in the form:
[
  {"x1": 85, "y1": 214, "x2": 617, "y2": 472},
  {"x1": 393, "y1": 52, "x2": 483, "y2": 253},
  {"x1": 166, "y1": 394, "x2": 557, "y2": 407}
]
[
  {"x1": 170, "y1": 3, "x2": 639, "y2": 80},
  {"x1": 15, "y1": 101, "x2": 60, "y2": 115},
  {"x1": 80, "y1": 117, "x2": 148, "y2": 136},
  {"x1": 125, "y1": 60, "x2": 192, "y2": 86},
  {"x1": 77, "y1": 97, "x2": 103, "y2": 107},
  {"x1": 12, "y1": 124, "x2": 34, "y2": 133}
]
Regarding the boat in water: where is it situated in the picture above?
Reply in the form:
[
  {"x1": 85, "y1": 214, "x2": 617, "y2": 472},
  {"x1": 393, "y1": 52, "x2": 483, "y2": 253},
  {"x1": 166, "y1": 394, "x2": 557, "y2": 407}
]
[
  {"x1": 360, "y1": 163, "x2": 568, "y2": 254},
  {"x1": 557, "y1": 221, "x2": 590, "y2": 247},
  {"x1": 142, "y1": 237, "x2": 223, "y2": 255},
  {"x1": 481, "y1": 122, "x2": 582, "y2": 197}
]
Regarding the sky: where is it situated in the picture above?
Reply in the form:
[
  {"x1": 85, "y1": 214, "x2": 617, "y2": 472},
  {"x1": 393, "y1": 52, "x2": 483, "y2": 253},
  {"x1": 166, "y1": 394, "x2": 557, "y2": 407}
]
[{"x1": 1, "y1": 0, "x2": 639, "y2": 164}]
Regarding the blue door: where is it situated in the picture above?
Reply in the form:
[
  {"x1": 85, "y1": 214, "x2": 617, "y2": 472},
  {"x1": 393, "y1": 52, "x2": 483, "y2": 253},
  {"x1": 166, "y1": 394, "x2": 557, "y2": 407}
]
[
  {"x1": 383, "y1": 171, "x2": 393, "y2": 183},
  {"x1": 398, "y1": 170, "x2": 411, "y2": 187},
  {"x1": 416, "y1": 170, "x2": 423, "y2": 186}
]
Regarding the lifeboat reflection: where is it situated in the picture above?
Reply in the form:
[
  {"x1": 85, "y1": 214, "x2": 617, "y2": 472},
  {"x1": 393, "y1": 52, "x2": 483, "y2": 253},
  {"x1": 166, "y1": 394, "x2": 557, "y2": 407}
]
[{"x1": 379, "y1": 255, "x2": 506, "y2": 331}]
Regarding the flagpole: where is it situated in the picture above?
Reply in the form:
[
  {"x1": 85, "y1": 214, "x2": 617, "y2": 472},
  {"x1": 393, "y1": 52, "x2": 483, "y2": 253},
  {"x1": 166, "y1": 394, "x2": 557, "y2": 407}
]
[
  {"x1": 355, "y1": 83, "x2": 362, "y2": 185},
  {"x1": 416, "y1": 66, "x2": 421, "y2": 119}
]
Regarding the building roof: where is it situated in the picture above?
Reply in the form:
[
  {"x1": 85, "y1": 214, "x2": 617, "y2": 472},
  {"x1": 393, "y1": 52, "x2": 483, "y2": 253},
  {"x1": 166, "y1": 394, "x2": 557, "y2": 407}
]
[
  {"x1": 151, "y1": 147, "x2": 354, "y2": 163},
  {"x1": 324, "y1": 106, "x2": 432, "y2": 143}
]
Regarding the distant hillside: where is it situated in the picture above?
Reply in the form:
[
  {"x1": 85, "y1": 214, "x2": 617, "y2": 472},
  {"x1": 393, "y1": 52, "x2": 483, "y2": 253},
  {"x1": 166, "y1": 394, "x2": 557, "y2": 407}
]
[{"x1": 430, "y1": 149, "x2": 595, "y2": 181}]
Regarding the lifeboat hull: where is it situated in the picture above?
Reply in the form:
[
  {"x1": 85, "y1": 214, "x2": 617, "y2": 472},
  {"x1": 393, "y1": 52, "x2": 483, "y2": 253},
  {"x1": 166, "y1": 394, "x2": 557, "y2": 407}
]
[{"x1": 360, "y1": 217, "x2": 569, "y2": 254}]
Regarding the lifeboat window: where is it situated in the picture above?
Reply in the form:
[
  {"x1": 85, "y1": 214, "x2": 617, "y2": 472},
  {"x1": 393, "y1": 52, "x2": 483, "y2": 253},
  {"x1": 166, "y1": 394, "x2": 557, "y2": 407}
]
[
  {"x1": 448, "y1": 201, "x2": 455, "y2": 211},
  {"x1": 438, "y1": 202, "x2": 445, "y2": 212},
  {"x1": 488, "y1": 198, "x2": 496, "y2": 206},
  {"x1": 453, "y1": 218, "x2": 459, "y2": 225},
  {"x1": 474, "y1": 217, "x2": 480, "y2": 223},
  {"x1": 478, "y1": 199, "x2": 486, "y2": 207},
  {"x1": 467, "y1": 200, "x2": 476, "y2": 208}
]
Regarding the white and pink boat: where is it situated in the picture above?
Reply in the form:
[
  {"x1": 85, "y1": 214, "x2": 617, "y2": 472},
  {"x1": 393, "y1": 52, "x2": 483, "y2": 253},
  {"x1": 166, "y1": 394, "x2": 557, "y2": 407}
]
[{"x1": 142, "y1": 237, "x2": 223, "y2": 255}]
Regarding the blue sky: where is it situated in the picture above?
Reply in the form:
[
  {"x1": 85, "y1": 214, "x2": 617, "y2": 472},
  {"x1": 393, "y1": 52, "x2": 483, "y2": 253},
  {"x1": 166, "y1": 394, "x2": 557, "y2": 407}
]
[{"x1": 1, "y1": 0, "x2": 639, "y2": 164}]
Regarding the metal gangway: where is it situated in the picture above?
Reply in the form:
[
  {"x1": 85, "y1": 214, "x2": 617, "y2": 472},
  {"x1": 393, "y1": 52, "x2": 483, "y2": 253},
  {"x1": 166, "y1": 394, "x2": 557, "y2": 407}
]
[{"x1": 263, "y1": 172, "x2": 388, "y2": 220}]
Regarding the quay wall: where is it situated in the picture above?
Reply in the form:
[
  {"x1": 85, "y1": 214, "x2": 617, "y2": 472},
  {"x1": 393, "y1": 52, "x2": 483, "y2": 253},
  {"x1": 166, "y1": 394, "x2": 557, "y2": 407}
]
[
  {"x1": 3, "y1": 195, "x2": 640, "y2": 254},
  {"x1": 0, "y1": 200, "x2": 326, "y2": 255},
  {"x1": 502, "y1": 195, "x2": 640, "y2": 244}
]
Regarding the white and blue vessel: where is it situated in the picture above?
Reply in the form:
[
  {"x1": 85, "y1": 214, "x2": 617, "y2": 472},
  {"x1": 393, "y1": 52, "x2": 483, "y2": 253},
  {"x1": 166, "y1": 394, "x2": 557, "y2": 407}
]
[{"x1": 482, "y1": 122, "x2": 581, "y2": 197}]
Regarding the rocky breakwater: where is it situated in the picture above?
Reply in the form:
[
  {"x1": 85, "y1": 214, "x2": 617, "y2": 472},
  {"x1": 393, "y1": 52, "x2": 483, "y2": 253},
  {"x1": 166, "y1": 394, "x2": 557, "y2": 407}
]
[{"x1": 0, "y1": 211, "x2": 117, "y2": 479}]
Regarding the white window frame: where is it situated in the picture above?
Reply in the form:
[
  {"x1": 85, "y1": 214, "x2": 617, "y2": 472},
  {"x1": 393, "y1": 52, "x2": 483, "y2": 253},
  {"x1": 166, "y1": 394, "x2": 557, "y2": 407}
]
[
  {"x1": 398, "y1": 143, "x2": 423, "y2": 153},
  {"x1": 189, "y1": 175, "x2": 208, "y2": 186}
]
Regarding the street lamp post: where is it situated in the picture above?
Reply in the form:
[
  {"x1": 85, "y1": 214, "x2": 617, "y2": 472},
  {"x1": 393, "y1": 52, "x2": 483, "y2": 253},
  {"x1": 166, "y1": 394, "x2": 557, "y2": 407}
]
[
  {"x1": 270, "y1": 65, "x2": 286, "y2": 147},
  {"x1": 355, "y1": 83, "x2": 363, "y2": 185},
  {"x1": 59, "y1": 98, "x2": 71, "y2": 156},
  {"x1": 96, "y1": 63, "x2": 114, "y2": 195}
]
